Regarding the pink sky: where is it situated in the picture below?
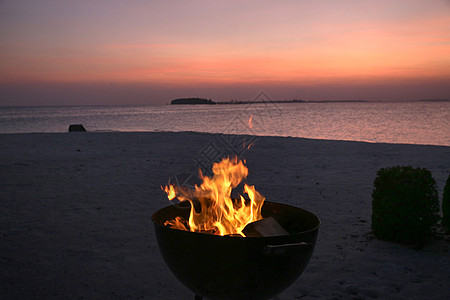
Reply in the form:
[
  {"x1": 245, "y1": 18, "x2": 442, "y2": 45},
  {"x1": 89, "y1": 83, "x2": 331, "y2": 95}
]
[{"x1": 1, "y1": 0, "x2": 449, "y2": 105}]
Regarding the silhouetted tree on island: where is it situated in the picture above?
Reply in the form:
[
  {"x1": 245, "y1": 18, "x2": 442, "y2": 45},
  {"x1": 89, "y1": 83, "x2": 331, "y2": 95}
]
[{"x1": 171, "y1": 98, "x2": 216, "y2": 105}]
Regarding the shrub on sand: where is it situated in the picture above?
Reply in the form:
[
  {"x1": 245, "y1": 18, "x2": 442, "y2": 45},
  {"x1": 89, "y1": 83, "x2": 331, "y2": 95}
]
[
  {"x1": 372, "y1": 166, "x2": 439, "y2": 245},
  {"x1": 442, "y1": 174, "x2": 450, "y2": 233}
]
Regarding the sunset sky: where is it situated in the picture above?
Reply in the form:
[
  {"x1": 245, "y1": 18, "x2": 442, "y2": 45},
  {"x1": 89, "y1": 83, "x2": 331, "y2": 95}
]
[{"x1": 1, "y1": 0, "x2": 450, "y2": 105}]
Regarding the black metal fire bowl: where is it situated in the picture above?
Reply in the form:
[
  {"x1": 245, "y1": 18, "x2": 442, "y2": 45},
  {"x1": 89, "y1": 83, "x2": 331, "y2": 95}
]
[{"x1": 152, "y1": 201, "x2": 320, "y2": 300}]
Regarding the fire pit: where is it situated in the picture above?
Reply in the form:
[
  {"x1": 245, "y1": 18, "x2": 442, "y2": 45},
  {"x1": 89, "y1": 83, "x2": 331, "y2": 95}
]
[
  {"x1": 152, "y1": 201, "x2": 320, "y2": 300},
  {"x1": 153, "y1": 157, "x2": 320, "y2": 299}
]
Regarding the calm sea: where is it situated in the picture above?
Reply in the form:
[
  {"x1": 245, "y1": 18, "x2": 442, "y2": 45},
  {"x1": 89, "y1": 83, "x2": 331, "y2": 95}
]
[{"x1": 0, "y1": 101, "x2": 449, "y2": 146}]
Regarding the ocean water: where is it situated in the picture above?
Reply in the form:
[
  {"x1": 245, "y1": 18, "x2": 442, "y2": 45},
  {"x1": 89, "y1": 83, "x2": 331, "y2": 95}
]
[{"x1": 0, "y1": 101, "x2": 449, "y2": 146}]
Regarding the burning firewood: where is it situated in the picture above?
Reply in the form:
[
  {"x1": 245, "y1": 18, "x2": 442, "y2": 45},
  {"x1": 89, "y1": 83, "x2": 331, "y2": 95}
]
[{"x1": 242, "y1": 216, "x2": 289, "y2": 237}]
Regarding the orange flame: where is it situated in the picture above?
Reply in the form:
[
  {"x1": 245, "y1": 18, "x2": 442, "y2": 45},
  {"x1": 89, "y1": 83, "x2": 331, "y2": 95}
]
[
  {"x1": 242, "y1": 140, "x2": 255, "y2": 150},
  {"x1": 163, "y1": 157, "x2": 265, "y2": 236}
]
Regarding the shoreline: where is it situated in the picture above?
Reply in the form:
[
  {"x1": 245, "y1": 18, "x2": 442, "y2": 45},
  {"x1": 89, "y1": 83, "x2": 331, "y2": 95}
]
[
  {"x1": 2, "y1": 130, "x2": 450, "y2": 148},
  {"x1": 1, "y1": 131, "x2": 449, "y2": 299}
]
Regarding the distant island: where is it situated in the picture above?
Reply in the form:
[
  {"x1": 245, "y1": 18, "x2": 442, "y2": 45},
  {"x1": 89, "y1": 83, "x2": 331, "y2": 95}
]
[
  {"x1": 170, "y1": 98, "x2": 450, "y2": 105},
  {"x1": 216, "y1": 99, "x2": 369, "y2": 104},
  {"x1": 171, "y1": 98, "x2": 216, "y2": 105},
  {"x1": 216, "y1": 99, "x2": 450, "y2": 104},
  {"x1": 218, "y1": 99, "x2": 307, "y2": 104}
]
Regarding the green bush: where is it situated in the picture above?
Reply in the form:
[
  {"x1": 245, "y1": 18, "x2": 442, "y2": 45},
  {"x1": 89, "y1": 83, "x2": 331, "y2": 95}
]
[
  {"x1": 442, "y1": 174, "x2": 450, "y2": 233},
  {"x1": 372, "y1": 166, "x2": 439, "y2": 245}
]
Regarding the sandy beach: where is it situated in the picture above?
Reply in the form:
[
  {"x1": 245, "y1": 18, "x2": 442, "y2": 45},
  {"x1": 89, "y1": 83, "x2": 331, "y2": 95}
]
[{"x1": 1, "y1": 131, "x2": 449, "y2": 299}]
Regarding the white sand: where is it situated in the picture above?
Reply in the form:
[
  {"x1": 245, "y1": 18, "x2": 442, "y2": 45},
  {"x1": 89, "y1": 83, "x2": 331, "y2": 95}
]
[{"x1": 1, "y1": 131, "x2": 449, "y2": 299}]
